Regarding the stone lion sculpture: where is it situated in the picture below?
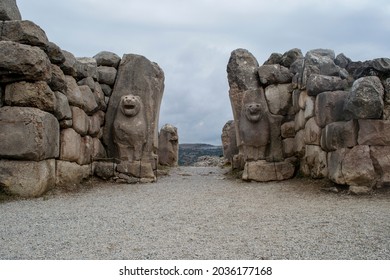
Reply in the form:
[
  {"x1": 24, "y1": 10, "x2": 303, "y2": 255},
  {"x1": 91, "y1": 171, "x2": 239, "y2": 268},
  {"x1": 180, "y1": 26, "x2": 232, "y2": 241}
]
[
  {"x1": 239, "y1": 102, "x2": 270, "y2": 160},
  {"x1": 113, "y1": 94, "x2": 147, "y2": 161}
]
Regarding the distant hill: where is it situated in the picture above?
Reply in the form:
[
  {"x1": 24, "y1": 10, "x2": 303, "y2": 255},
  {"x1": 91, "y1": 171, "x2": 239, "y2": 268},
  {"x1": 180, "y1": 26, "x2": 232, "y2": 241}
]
[{"x1": 179, "y1": 143, "x2": 223, "y2": 166}]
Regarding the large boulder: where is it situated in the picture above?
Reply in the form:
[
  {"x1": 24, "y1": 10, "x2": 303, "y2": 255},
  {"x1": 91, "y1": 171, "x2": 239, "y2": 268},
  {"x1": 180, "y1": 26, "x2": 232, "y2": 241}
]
[
  {"x1": 370, "y1": 146, "x2": 390, "y2": 186},
  {"x1": 0, "y1": 0, "x2": 21, "y2": 20},
  {"x1": 46, "y1": 42, "x2": 66, "y2": 65},
  {"x1": 352, "y1": 58, "x2": 390, "y2": 79},
  {"x1": 306, "y1": 74, "x2": 347, "y2": 96},
  {"x1": 0, "y1": 41, "x2": 52, "y2": 83},
  {"x1": 227, "y1": 48, "x2": 260, "y2": 92},
  {"x1": 321, "y1": 120, "x2": 358, "y2": 151},
  {"x1": 314, "y1": 91, "x2": 348, "y2": 128},
  {"x1": 280, "y1": 48, "x2": 303, "y2": 68},
  {"x1": 0, "y1": 106, "x2": 59, "y2": 160},
  {"x1": 59, "y1": 128, "x2": 82, "y2": 163},
  {"x1": 93, "y1": 51, "x2": 121, "y2": 68},
  {"x1": 60, "y1": 50, "x2": 77, "y2": 77},
  {"x1": 0, "y1": 159, "x2": 55, "y2": 197},
  {"x1": 78, "y1": 85, "x2": 99, "y2": 115},
  {"x1": 304, "y1": 117, "x2": 322, "y2": 145},
  {"x1": 97, "y1": 66, "x2": 117, "y2": 86},
  {"x1": 158, "y1": 124, "x2": 179, "y2": 167},
  {"x1": 264, "y1": 83, "x2": 293, "y2": 115},
  {"x1": 49, "y1": 64, "x2": 67, "y2": 92},
  {"x1": 4, "y1": 81, "x2": 56, "y2": 113},
  {"x1": 281, "y1": 121, "x2": 295, "y2": 138},
  {"x1": 358, "y1": 120, "x2": 390, "y2": 145},
  {"x1": 1, "y1": 20, "x2": 49, "y2": 50},
  {"x1": 71, "y1": 106, "x2": 89, "y2": 136},
  {"x1": 242, "y1": 160, "x2": 295, "y2": 182},
  {"x1": 78, "y1": 136, "x2": 94, "y2": 165},
  {"x1": 221, "y1": 120, "x2": 239, "y2": 162},
  {"x1": 327, "y1": 146, "x2": 376, "y2": 187},
  {"x1": 55, "y1": 160, "x2": 90, "y2": 188},
  {"x1": 299, "y1": 49, "x2": 340, "y2": 88},
  {"x1": 75, "y1": 57, "x2": 98, "y2": 80},
  {"x1": 53, "y1": 91, "x2": 72, "y2": 121},
  {"x1": 300, "y1": 145, "x2": 328, "y2": 179},
  {"x1": 64, "y1": 76, "x2": 98, "y2": 114},
  {"x1": 258, "y1": 64, "x2": 292, "y2": 85},
  {"x1": 344, "y1": 76, "x2": 384, "y2": 119}
]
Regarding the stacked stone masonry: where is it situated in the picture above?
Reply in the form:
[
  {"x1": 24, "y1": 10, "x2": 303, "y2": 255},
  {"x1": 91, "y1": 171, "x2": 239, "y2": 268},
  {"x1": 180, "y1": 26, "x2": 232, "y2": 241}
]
[
  {"x1": 0, "y1": 1, "x2": 165, "y2": 197},
  {"x1": 225, "y1": 47, "x2": 390, "y2": 193}
]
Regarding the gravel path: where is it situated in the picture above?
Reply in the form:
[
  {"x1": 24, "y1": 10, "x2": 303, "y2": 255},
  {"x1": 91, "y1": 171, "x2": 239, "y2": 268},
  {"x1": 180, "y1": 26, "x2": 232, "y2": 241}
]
[{"x1": 1, "y1": 166, "x2": 389, "y2": 260}]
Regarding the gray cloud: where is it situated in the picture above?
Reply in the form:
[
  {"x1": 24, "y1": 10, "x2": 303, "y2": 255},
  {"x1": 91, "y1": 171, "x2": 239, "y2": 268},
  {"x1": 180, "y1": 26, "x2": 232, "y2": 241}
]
[{"x1": 17, "y1": 0, "x2": 390, "y2": 144}]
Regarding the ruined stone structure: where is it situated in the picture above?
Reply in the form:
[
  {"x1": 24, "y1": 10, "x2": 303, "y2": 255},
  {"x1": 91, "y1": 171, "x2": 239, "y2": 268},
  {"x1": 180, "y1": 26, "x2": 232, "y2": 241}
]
[
  {"x1": 0, "y1": 1, "x2": 165, "y2": 196},
  {"x1": 226, "y1": 47, "x2": 390, "y2": 193},
  {"x1": 158, "y1": 124, "x2": 179, "y2": 167},
  {"x1": 221, "y1": 120, "x2": 238, "y2": 163}
]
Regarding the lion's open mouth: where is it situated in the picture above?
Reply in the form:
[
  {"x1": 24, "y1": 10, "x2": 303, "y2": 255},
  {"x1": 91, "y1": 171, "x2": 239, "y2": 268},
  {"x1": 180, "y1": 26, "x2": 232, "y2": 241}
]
[{"x1": 124, "y1": 104, "x2": 136, "y2": 110}]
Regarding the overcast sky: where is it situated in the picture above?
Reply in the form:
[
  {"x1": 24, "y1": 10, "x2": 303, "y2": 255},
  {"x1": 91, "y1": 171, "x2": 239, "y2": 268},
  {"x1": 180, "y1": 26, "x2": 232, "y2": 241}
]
[{"x1": 17, "y1": 0, "x2": 390, "y2": 145}]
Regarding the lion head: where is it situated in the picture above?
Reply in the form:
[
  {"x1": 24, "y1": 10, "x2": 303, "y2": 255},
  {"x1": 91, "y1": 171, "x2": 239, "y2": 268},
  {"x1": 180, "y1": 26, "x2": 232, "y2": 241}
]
[
  {"x1": 119, "y1": 94, "x2": 141, "y2": 117},
  {"x1": 244, "y1": 102, "x2": 264, "y2": 123}
]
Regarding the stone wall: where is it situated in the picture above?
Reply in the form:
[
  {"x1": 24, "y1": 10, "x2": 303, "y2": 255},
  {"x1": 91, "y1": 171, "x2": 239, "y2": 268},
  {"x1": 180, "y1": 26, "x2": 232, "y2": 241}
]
[
  {"x1": 226, "y1": 48, "x2": 390, "y2": 193},
  {"x1": 0, "y1": 1, "x2": 164, "y2": 197}
]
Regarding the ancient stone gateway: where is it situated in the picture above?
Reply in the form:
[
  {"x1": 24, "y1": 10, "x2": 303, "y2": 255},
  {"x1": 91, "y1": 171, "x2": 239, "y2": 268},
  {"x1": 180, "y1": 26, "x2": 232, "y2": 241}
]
[
  {"x1": 1, "y1": 1, "x2": 390, "y2": 197},
  {"x1": 224, "y1": 47, "x2": 390, "y2": 194}
]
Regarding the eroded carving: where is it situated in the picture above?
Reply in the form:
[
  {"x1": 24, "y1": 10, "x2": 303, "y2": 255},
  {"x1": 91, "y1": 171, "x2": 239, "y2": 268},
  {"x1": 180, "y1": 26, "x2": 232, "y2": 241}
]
[
  {"x1": 158, "y1": 124, "x2": 179, "y2": 166},
  {"x1": 238, "y1": 93, "x2": 270, "y2": 161},
  {"x1": 113, "y1": 94, "x2": 146, "y2": 161}
]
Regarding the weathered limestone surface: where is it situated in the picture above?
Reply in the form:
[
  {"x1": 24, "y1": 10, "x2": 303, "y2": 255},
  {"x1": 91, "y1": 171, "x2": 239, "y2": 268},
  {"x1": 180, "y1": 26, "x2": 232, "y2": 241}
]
[
  {"x1": 71, "y1": 106, "x2": 89, "y2": 136},
  {"x1": 75, "y1": 57, "x2": 98, "y2": 80},
  {"x1": 328, "y1": 146, "x2": 376, "y2": 187},
  {"x1": 55, "y1": 160, "x2": 90, "y2": 188},
  {"x1": 258, "y1": 64, "x2": 292, "y2": 85},
  {"x1": 264, "y1": 83, "x2": 293, "y2": 115},
  {"x1": 103, "y1": 54, "x2": 164, "y2": 179},
  {"x1": 0, "y1": 106, "x2": 59, "y2": 160},
  {"x1": 358, "y1": 120, "x2": 390, "y2": 146},
  {"x1": 300, "y1": 145, "x2": 328, "y2": 179},
  {"x1": 321, "y1": 120, "x2": 358, "y2": 151},
  {"x1": 315, "y1": 91, "x2": 348, "y2": 128},
  {"x1": 97, "y1": 66, "x2": 117, "y2": 86},
  {"x1": 306, "y1": 74, "x2": 347, "y2": 96},
  {"x1": 59, "y1": 128, "x2": 81, "y2": 163},
  {"x1": 94, "y1": 51, "x2": 121, "y2": 68},
  {"x1": 60, "y1": 50, "x2": 77, "y2": 77},
  {"x1": 238, "y1": 89, "x2": 270, "y2": 161},
  {"x1": 281, "y1": 121, "x2": 295, "y2": 138},
  {"x1": 5, "y1": 81, "x2": 56, "y2": 113},
  {"x1": 344, "y1": 76, "x2": 384, "y2": 119},
  {"x1": 304, "y1": 117, "x2": 322, "y2": 145},
  {"x1": 221, "y1": 120, "x2": 238, "y2": 162},
  {"x1": 1, "y1": 20, "x2": 49, "y2": 49},
  {"x1": 53, "y1": 91, "x2": 72, "y2": 121},
  {"x1": 227, "y1": 48, "x2": 260, "y2": 92},
  {"x1": 158, "y1": 124, "x2": 179, "y2": 167},
  {"x1": 0, "y1": 0, "x2": 22, "y2": 20},
  {"x1": 49, "y1": 64, "x2": 67, "y2": 92},
  {"x1": 46, "y1": 42, "x2": 65, "y2": 65},
  {"x1": 0, "y1": 41, "x2": 52, "y2": 83},
  {"x1": 0, "y1": 159, "x2": 55, "y2": 197},
  {"x1": 370, "y1": 146, "x2": 390, "y2": 186},
  {"x1": 242, "y1": 160, "x2": 295, "y2": 182}
]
